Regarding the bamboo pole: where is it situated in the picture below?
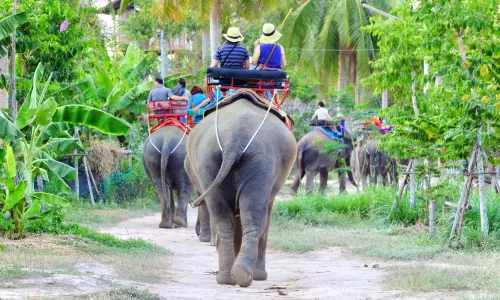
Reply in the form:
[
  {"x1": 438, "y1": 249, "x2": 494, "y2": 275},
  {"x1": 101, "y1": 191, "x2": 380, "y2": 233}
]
[
  {"x1": 429, "y1": 200, "x2": 436, "y2": 239},
  {"x1": 480, "y1": 149, "x2": 500, "y2": 193},
  {"x1": 451, "y1": 143, "x2": 478, "y2": 238},
  {"x1": 409, "y1": 162, "x2": 417, "y2": 209},
  {"x1": 390, "y1": 159, "x2": 413, "y2": 212},
  {"x1": 476, "y1": 137, "x2": 489, "y2": 233},
  {"x1": 9, "y1": 0, "x2": 17, "y2": 122},
  {"x1": 75, "y1": 127, "x2": 95, "y2": 206}
]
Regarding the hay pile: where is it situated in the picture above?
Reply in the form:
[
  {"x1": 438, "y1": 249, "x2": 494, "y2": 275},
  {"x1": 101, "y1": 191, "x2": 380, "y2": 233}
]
[{"x1": 85, "y1": 140, "x2": 124, "y2": 181}]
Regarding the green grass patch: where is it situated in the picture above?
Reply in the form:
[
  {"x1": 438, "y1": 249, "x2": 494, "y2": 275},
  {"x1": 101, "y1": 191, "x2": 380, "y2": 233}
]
[
  {"x1": 0, "y1": 266, "x2": 47, "y2": 281},
  {"x1": 74, "y1": 286, "x2": 164, "y2": 300}
]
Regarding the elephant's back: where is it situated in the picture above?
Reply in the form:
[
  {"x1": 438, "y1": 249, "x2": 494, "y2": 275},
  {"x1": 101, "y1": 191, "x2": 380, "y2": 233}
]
[{"x1": 143, "y1": 126, "x2": 187, "y2": 157}]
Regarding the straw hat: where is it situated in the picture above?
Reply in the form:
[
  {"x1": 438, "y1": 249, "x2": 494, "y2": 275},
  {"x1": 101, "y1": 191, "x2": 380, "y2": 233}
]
[
  {"x1": 223, "y1": 27, "x2": 244, "y2": 43},
  {"x1": 260, "y1": 23, "x2": 282, "y2": 44}
]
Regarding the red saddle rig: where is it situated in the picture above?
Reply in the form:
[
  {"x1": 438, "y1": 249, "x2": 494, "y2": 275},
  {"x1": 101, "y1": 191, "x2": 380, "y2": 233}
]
[{"x1": 146, "y1": 99, "x2": 194, "y2": 134}]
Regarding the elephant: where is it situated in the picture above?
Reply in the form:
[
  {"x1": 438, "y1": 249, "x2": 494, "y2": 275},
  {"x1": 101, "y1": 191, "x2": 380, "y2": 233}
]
[
  {"x1": 290, "y1": 129, "x2": 357, "y2": 195},
  {"x1": 185, "y1": 99, "x2": 296, "y2": 287},
  {"x1": 357, "y1": 141, "x2": 398, "y2": 187},
  {"x1": 143, "y1": 126, "x2": 193, "y2": 228}
]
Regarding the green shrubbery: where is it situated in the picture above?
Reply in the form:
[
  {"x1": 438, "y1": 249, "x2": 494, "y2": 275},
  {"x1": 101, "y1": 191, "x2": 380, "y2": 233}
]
[{"x1": 274, "y1": 186, "x2": 500, "y2": 249}]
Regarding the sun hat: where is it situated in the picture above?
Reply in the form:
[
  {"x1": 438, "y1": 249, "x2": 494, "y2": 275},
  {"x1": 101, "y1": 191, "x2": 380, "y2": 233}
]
[
  {"x1": 259, "y1": 23, "x2": 282, "y2": 44},
  {"x1": 223, "y1": 27, "x2": 244, "y2": 43}
]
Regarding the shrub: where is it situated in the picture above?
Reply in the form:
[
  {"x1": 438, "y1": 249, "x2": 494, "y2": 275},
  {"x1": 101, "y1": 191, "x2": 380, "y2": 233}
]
[{"x1": 103, "y1": 160, "x2": 155, "y2": 204}]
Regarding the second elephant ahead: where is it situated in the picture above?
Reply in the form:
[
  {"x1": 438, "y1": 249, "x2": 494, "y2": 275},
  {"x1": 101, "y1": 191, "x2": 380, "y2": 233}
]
[
  {"x1": 143, "y1": 126, "x2": 193, "y2": 228},
  {"x1": 290, "y1": 129, "x2": 357, "y2": 194}
]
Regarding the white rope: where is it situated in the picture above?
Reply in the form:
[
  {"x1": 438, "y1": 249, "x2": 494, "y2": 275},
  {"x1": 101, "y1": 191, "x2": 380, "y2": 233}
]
[
  {"x1": 242, "y1": 89, "x2": 276, "y2": 153},
  {"x1": 146, "y1": 111, "x2": 162, "y2": 154},
  {"x1": 170, "y1": 126, "x2": 189, "y2": 154},
  {"x1": 214, "y1": 85, "x2": 223, "y2": 151}
]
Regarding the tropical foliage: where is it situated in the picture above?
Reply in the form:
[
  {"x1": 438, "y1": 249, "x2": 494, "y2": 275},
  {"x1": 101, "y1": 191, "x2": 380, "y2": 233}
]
[
  {"x1": 0, "y1": 64, "x2": 130, "y2": 239},
  {"x1": 365, "y1": 0, "x2": 500, "y2": 161}
]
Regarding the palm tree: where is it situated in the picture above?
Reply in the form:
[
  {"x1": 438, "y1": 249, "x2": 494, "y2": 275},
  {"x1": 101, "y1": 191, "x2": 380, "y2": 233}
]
[
  {"x1": 280, "y1": 0, "x2": 397, "y2": 101},
  {"x1": 151, "y1": 0, "x2": 283, "y2": 60}
]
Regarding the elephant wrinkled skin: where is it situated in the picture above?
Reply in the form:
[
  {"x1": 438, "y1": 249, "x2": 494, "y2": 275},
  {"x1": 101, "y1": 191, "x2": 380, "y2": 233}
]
[
  {"x1": 143, "y1": 126, "x2": 193, "y2": 228},
  {"x1": 185, "y1": 100, "x2": 296, "y2": 287}
]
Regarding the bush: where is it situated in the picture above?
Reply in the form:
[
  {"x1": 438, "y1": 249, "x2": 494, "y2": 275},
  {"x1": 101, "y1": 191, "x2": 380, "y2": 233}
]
[{"x1": 103, "y1": 160, "x2": 155, "y2": 203}]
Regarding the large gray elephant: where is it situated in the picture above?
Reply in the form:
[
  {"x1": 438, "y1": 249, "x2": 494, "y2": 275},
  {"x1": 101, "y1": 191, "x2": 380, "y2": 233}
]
[
  {"x1": 357, "y1": 141, "x2": 397, "y2": 187},
  {"x1": 143, "y1": 126, "x2": 193, "y2": 228},
  {"x1": 185, "y1": 99, "x2": 296, "y2": 287},
  {"x1": 290, "y1": 129, "x2": 357, "y2": 194}
]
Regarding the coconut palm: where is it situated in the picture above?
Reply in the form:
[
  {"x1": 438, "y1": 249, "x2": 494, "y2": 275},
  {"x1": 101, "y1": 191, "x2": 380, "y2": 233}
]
[
  {"x1": 279, "y1": 0, "x2": 398, "y2": 98},
  {"x1": 150, "y1": 0, "x2": 284, "y2": 59}
]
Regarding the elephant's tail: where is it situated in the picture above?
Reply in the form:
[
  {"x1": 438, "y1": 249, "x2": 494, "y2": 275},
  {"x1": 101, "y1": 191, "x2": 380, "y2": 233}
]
[
  {"x1": 192, "y1": 148, "x2": 243, "y2": 207},
  {"x1": 344, "y1": 155, "x2": 358, "y2": 187},
  {"x1": 160, "y1": 144, "x2": 172, "y2": 213}
]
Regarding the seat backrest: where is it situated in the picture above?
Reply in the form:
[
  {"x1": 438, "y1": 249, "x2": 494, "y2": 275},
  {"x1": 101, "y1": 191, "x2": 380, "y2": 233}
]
[{"x1": 207, "y1": 67, "x2": 287, "y2": 81}]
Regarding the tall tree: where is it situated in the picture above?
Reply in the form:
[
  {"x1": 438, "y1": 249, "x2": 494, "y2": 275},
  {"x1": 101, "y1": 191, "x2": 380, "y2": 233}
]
[{"x1": 280, "y1": 0, "x2": 395, "y2": 98}]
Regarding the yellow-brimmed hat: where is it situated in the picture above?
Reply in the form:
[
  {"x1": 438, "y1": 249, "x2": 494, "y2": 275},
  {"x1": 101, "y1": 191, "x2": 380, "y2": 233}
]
[
  {"x1": 260, "y1": 23, "x2": 282, "y2": 44},
  {"x1": 223, "y1": 27, "x2": 244, "y2": 43}
]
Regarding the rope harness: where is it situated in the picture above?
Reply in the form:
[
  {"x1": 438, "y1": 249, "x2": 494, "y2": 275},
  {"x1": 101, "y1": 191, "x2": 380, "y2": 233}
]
[
  {"x1": 146, "y1": 111, "x2": 190, "y2": 155},
  {"x1": 214, "y1": 87, "x2": 277, "y2": 153}
]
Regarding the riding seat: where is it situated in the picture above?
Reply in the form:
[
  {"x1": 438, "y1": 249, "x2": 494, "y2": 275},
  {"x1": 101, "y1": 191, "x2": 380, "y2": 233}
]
[{"x1": 207, "y1": 67, "x2": 287, "y2": 88}]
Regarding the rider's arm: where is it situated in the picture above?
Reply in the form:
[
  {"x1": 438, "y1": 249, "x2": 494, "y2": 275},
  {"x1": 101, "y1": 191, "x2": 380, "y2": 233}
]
[
  {"x1": 147, "y1": 91, "x2": 153, "y2": 102},
  {"x1": 193, "y1": 98, "x2": 211, "y2": 113},
  {"x1": 251, "y1": 44, "x2": 260, "y2": 66},
  {"x1": 210, "y1": 60, "x2": 219, "y2": 67},
  {"x1": 170, "y1": 95, "x2": 188, "y2": 101},
  {"x1": 281, "y1": 47, "x2": 286, "y2": 68},
  {"x1": 244, "y1": 59, "x2": 250, "y2": 69},
  {"x1": 326, "y1": 112, "x2": 334, "y2": 121},
  {"x1": 311, "y1": 112, "x2": 317, "y2": 120}
]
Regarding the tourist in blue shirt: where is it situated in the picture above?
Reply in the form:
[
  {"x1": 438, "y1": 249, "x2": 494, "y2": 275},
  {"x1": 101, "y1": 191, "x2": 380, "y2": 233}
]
[
  {"x1": 187, "y1": 86, "x2": 211, "y2": 123},
  {"x1": 210, "y1": 27, "x2": 250, "y2": 69},
  {"x1": 252, "y1": 23, "x2": 286, "y2": 70}
]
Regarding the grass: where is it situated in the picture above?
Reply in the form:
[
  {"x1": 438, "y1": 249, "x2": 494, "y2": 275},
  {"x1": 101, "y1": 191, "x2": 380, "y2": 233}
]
[
  {"x1": 66, "y1": 197, "x2": 160, "y2": 228},
  {"x1": 269, "y1": 185, "x2": 500, "y2": 296},
  {"x1": 73, "y1": 287, "x2": 164, "y2": 300}
]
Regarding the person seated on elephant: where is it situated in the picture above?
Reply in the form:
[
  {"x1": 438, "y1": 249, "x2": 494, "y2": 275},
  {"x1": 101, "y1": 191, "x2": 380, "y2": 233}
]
[
  {"x1": 252, "y1": 23, "x2": 286, "y2": 70},
  {"x1": 171, "y1": 78, "x2": 190, "y2": 98},
  {"x1": 187, "y1": 85, "x2": 211, "y2": 124},
  {"x1": 311, "y1": 101, "x2": 340, "y2": 136},
  {"x1": 210, "y1": 27, "x2": 250, "y2": 70}
]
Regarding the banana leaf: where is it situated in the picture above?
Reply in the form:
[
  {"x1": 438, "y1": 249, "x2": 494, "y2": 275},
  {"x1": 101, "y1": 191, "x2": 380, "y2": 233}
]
[
  {"x1": 110, "y1": 80, "x2": 153, "y2": 113},
  {"x1": 2, "y1": 182, "x2": 25, "y2": 212},
  {"x1": 16, "y1": 64, "x2": 45, "y2": 130},
  {"x1": 41, "y1": 152, "x2": 76, "y2": 180},
  {"x1": 31, "y1": 192, "x2": 70, "y2": 207},
  {"x1": 0, "y1": 11, "x2": 28, "y2": 56},
  {"x1": 44, "y1": 166, "x2": 72, "y2": 194},
  {"x1": 47, "y1": 138, "x2": 81, "y2": 153},
  {"x1": 52, "y1": 105, "x2": 131, "y2": 136},
  {"x1": 25, "y1": 200, "x2": 42, "y2": 219},
  {"x1": 0, "y1": 110, "x2": 24, "y2": 141}
]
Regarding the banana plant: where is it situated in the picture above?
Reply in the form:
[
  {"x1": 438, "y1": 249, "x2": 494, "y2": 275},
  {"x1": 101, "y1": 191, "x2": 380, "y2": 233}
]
[{"x1": 0, "y1": 64, "x2": 131, "y2": 239}]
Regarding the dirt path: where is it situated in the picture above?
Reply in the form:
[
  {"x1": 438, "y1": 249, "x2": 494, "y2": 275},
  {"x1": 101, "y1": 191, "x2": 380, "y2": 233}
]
[{"x1": 103, "y1": 209, "x2": 403, "y2": 300}]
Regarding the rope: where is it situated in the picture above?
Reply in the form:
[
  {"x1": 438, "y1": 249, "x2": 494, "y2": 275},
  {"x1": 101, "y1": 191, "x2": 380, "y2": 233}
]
[
  {"x1": 146, "y1": 111, "x2": 162, "y2": 154},
  {"x1": 242, "y1": 89, "x2": 276, "y2": 153},
  {"x1": 170, "y1": 126, "x2": 189, "y2": 154},
  {"x1": 214, "y1": 85, "x2": 223, "y2": 151}
]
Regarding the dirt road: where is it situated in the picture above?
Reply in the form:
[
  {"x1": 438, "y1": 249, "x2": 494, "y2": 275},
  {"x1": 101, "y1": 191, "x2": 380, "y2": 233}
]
[{"x1": 103, "y1": 209, "x2": 402, "y2": 300}]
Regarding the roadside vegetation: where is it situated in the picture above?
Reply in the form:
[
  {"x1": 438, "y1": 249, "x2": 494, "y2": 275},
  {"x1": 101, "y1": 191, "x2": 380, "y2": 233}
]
[{"x1": 270, "y1": 185, "x2": 500, "y2": 296}]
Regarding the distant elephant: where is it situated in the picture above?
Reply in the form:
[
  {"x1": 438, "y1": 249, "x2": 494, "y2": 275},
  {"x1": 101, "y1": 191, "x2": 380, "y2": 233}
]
[
  {"x1": 185, "y1": 99, "x2": 296, "y2": 287},
  {"x1": 143, "y1": 126, "x2": 193, "y2": 228},
  {"x1": 357, "y1": 141, "x2": 397, "y2": 187},
  {"x1": 290, "y1": 129, "x2": 357, "y2": 194}
]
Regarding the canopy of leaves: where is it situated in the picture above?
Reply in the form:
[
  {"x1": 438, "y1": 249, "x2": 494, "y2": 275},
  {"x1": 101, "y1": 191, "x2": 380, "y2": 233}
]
[{"x1": 365, "y1": 0, "x2": 500, "y2": 161}]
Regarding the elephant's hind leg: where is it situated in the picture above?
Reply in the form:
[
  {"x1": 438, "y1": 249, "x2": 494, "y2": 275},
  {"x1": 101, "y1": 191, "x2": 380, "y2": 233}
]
[
  {"x1": 290, "y1": 169, "x2": 304, "y2": 195},
  {"x1": 198, "y1": 201, "x2": 212, "y2": 243},
  {"x1": 319, "y1": 171, "x2": 328, "y2": 193},
  {"x1": 232, "y1": 185, "x2": 271, "y2": 287},
  {"x1": 253, "y1": 202, "x2": 273, "y2": 281}
]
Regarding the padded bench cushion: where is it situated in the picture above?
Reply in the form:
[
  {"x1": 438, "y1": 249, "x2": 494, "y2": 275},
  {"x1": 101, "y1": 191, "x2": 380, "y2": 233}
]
[{"x1": 207, "y1": 67, "x2": 287, "y2": 81}]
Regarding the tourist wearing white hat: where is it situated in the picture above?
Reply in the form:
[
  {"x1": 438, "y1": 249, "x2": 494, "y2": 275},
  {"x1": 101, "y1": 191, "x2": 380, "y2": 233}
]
[
  {"x1": 251, "y1": 23, "x2": 286, "y2": 70},
  {"x1": 210, "y1": 27, "x2": 250, "y2": 69}
]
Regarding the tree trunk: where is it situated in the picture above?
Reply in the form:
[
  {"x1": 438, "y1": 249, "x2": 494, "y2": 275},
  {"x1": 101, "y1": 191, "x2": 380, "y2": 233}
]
[
  {"x1": 337, "y1": 50, "x2": 347, "y2": 92},
  {"x1": 411, "y1": 69, "x2": 419, "y2": 118},
  {"x1": 409, "y1": 163, "x2": 416, "y2": 209},
  {"x1": 160, "y1": 30, "x2": 169, "y2": 79},
  {"x1": 10, "y1": 0, "x2": 17, "y2": 121},
  {"x1": 429, "y1": 200, "x2": 436, "y2": 239},
  {"x1": 423, "y1": 60, "x2": 430, "y2": 94},
  {"x1": 202, "y1": 28, "x2": 210, "y2": 64},
  {"x1": 0, "y1": 55, "x2": 7, "y2": 109},
  {"x1": 381, "y1": 89, "x2": 388, "y2": 109},
  {"x1": 477, "y1": 137, "x2": 489, "y2": 234},
  {"x1": 209, "y1": 1, "x2": 221, "y2": 60}
]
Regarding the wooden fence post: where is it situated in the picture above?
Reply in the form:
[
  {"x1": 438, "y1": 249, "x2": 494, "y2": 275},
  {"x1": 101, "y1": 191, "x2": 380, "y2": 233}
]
[
  {"x1": 429, "y1": 200, "x2": 436, "y2": 239},
  {"x1": 75, "y1": 127, "x2": 95, "y2": 206},
  {"x1": 477, "y1": 137, "x2": 489, "y2": 234}
]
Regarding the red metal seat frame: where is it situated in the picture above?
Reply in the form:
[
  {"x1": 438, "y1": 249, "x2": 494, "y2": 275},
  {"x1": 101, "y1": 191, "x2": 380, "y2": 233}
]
[
  {"x1": 205, "y1": 77, "x2": 290, "y2": 108},
  {"x1": 146, "y1": 99, "x2": 191, "y2": 133}
]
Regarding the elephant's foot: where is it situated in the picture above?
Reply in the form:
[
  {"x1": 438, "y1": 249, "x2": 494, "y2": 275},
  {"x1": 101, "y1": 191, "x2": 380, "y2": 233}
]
[
  {"x1": 216, "y1": 271, "x2": 235, "y2": 285},
  {"x1": 231, "y1": 263, "x2": 253, "y2": 287},
  {"x1": 173, "y1": 216, "x2": 188, "y2": 228},
  {"x1": 199, "y1": 234, "x2": 211, "y2": 243},
  {"x1": 252, "y1": 268, "x2": 267, "y2": 281},
  {"x1": 158, "y1": 220, "x2": 173, "y2": 229},
  {"x1": 289, "y1": 188, "x2": 297, "y2": 196}
]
